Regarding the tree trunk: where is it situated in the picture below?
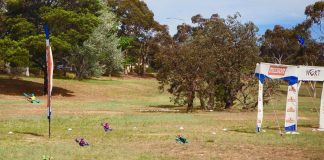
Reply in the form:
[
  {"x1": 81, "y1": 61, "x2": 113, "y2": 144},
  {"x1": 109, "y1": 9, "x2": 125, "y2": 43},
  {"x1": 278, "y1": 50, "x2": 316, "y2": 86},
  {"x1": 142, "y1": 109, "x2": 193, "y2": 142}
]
[
  {"x1": 25, "y1": 67, "x2": 29, "y2": 77},
  {"x1": 138, "y1": 43, "x2": 146, "y2": 77},
  {"x1": 123, "y1": 50, "x2": 128, "y2": 75},
  {"x1": 187, "y1": 91, "x2": 195, "y2": 112},
  {"x1": 130, "y1": 64, "x2": 133, "y2": 73},
  {"x1": 109, "y1": 73, "x2": 112, "y2": 80},
  {"x1": 141, "y1": 62, "x2": 145, "y2": 76},
  {"x1": 207, "y1": 93, "x2": 215, "y2": 110},
  {"x1": 312, "y1": 82, "x2": 317, "y2": 98},
  {"x1": 124, "y1": 65, "x2": 128, "y2": 75},
  {"x1": 198, "y1": 92, "x2": 206, "y2": 110},
  {"x1": 76, "y1": 70, "x2": 83, "y2": 80},
  {"x1": 224, "y1": 88, "x2": 234, "y2": 109},
  {"x1": 224, "y1": 98, "x2": 233, "y2": 109},
  {"x1": 5, "y1": 62, "x2": 10, "y2": 74},
  {"x1": 138, "y1": 56, "x2": 145, "y2": 76}
]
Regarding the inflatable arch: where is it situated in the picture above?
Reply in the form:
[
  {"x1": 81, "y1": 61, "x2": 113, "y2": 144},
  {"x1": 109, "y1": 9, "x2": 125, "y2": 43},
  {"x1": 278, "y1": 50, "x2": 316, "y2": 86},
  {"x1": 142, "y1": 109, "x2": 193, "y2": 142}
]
[{"x1": 255, "y1": 62, "x2": 324, "y2": 133}]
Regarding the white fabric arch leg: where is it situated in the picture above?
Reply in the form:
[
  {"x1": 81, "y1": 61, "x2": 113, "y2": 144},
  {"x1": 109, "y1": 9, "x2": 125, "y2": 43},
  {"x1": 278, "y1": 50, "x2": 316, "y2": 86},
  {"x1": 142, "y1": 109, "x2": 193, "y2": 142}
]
[
  {"x1": 318, "y1": 82, "x2": 324, "y2": 131},
  {"x1": 284, "y1": 84, "x2": 298, "y2": 133},
  {"x1": 256, "y1": 80, "x2": 263, "y2": 132}
]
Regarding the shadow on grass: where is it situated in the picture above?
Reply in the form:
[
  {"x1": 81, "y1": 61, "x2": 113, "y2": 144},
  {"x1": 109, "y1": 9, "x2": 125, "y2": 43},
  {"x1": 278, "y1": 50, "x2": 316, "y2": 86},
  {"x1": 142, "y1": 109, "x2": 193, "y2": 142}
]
[
  {"x1": 141, "y1": 105, "x2": 188, "y2": 113},
  {"x1": 0, "y1": 78, "x2": 74, "y2": 97},
  {"x1": 149, "y1": 105, "x2": 180, "y2": 109},
  {"x1": 231, "y1": 126, "x2": 288, "y2": 134},
  {"x1": 263, "y1": 124, "x2": 316, "y2": 130},
  {"x1": 298, "y1": 124, "x2": 317, "y2": 128},
  {"x1": 230, "y1": 128, "x2": 256, "y2": 134},
  {"x1": 14, "y1": 131, "x2": 44, "y2": 137}
]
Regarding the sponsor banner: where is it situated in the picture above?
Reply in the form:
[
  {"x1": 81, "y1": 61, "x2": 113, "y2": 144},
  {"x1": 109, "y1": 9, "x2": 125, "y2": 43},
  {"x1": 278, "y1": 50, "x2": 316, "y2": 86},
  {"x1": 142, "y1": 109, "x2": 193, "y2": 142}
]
[
  {"x1": 257, "y1": 63, "x2": 324, "y2": 81},
  {"x1": 256, "y1": 63, "x2": 298, "y2": 79},
  {"x1": 256, "y1": 81, "x2": 263, "y2": 132},
  {"x1": 320, "y1": 82, "x2": 324, "y2": 129},
  {"x1": 298, "y1": 66, "x2": 324, "y2": 81},
  {"x1": 285, "y1": 83, "x2": 298, "y2": 132},
  {"x1": 268, "y1": 65, "x2": 287, "y2": 76}
]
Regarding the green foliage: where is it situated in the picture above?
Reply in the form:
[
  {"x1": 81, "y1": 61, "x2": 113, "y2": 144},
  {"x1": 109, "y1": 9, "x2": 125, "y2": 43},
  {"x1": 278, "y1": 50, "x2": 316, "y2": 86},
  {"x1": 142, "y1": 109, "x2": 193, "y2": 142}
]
[
  {"x1": 0, "y1": 0, "x2": 123, "y2": 81},
  {"x1": 0, "y1": 38, "x2": 29, "y2": 67},
  {"x1": 260, "y1": 25, "x2": 300, "y2": 64},
  {"x1": 20, "y1": 34, "x2": 70, "y2": 68},
  {"x1": 119, "y1": 36, "x2": 135, "y2": 50},
  {"x1": 157, "y1": 13, "x2": 260, "y2": 111},
  {"x1": 56, "y1": 0, "x2": 102, "y2": 15},
  {"x1": 71, "y1": 4, "x2": 122, "y2": 79},
  {"x1": 260, "y1": 24, "x2": 322, "y2": 66},
  {"x1": 108, "y1": 0, "x2": 164, "y2": 76},
  {"x1": 41, "y1": 7, "x2": 99, "y2": 46},
  {"x1": 4, "y1": 16, "x2": 35, "y2": 40},
  {"x1": 108, "y1": 0, "x2": 156, "y2": 36},
  {"x1": 305, "y1": 1, "x2": 324, "y2": 38},
  {"x1": 71, "y1": 45, "x2": 103, "y2": 79}
]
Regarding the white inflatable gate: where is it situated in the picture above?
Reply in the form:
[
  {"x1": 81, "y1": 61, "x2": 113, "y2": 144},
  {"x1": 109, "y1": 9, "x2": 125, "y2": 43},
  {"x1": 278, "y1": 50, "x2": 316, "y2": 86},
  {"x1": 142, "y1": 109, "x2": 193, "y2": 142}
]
[{"x1": 255, "y1": 62, "x2": 324, "y2": 133}]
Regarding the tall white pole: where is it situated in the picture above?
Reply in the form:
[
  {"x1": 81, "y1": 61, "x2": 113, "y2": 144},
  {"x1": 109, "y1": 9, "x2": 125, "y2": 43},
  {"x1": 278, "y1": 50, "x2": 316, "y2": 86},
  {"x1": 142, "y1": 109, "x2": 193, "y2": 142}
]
[
  {"x1": 256, "y1": 80, "x2": 264, "y2": 132},
  {"x1": 318, "y1": 82, "x2": 324, "y2": 131}
]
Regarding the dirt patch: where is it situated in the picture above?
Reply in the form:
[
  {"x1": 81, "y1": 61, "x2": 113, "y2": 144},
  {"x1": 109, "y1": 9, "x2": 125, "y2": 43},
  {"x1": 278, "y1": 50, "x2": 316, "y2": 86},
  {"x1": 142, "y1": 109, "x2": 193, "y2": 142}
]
[
  {"x1": 0, "y1": 104, "x2": 123, "y2": 119},
  {"x1": 57, "y1": 110, "x2": 124, "y2": 115},
  {"x1": 147, "y1": 142, "x2": 324, "y2": 160}
]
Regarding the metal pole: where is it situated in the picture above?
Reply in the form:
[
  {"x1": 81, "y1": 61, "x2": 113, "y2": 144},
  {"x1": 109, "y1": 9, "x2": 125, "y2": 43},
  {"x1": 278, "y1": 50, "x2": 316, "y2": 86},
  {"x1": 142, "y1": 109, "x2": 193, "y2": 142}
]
[{"x1": 48, "y1": 116, "x2": 51, "y2": 138}]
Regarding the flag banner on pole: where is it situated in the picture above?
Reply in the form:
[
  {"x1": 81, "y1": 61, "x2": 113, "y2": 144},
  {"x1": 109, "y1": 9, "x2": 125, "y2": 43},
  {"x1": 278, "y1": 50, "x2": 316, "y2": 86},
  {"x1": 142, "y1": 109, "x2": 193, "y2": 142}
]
[
  {"x1": 284, "y1": 84, "x2": 298, "y2": 132},
  {"x1": 44, "y1": 23, "x2": 53, "y2": 120}
]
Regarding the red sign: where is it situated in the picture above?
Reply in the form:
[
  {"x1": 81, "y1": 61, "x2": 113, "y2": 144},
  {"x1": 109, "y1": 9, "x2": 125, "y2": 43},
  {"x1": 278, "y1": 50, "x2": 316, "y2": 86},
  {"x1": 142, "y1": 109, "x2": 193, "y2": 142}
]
[
  {"x1": 289, "y1": 86, "x2": 297, "y2": 92},
  {"x1": 268, "y1": 65, "x2": 287, "y2": 76},
  {"x1": 285, "y1": 117, "x2": 295, "y2": 123},
  {"x1": 287, "y1": 107, "x2": 296, "y2": 112},
  {"x1": 287, "y1": 97, "x2": 296, "y2": 102}
]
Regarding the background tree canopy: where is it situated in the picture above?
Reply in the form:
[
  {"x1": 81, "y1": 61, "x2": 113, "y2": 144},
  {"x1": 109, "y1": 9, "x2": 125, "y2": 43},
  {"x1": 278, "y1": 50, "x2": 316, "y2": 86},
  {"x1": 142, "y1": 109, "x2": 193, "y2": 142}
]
[
  {"x1": 0, "y1": 0, "x2": 122, "y2": 92},
  {"x1": 0, "y1": 0, "x2": 323, "y2": 111},
  {"x1": 157, "y1": 13, "x2": 260, "y2": 111}
]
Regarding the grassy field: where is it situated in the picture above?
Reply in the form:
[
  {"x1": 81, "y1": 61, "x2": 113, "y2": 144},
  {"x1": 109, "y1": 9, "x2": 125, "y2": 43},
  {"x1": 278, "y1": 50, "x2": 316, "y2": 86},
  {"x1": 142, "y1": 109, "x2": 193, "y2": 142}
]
[{"x1": 0, "y1": 75, "x2": 323, "y2": 160}]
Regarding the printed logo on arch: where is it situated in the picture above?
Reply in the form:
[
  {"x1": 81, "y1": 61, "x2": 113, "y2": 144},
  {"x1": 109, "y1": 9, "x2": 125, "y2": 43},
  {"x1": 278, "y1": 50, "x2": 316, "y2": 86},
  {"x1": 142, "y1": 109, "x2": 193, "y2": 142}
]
[
  {"x1": 285, "y1": 117, "x2": 295, "y2": 123},
  {"x1": 287, "y1": 107, "x2": 296, "y2": 112},
  {"x1": 268, "y1": 65, "x2": 287, "y2": 76}
]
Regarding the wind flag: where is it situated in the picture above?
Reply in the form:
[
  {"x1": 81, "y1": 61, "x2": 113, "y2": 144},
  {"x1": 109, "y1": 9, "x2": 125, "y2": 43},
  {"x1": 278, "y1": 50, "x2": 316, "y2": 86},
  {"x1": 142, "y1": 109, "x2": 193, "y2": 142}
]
[
  {"x1": 44, "y1": 23, "x2": 53, "y2": 138},
  {"x1": 297, "y1": 35, "x2": 306, "y2": 48}
]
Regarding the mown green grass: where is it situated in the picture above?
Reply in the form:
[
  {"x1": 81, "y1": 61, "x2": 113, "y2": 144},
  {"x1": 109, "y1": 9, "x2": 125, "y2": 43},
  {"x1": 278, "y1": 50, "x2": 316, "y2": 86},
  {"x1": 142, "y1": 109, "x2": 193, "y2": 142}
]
[{"x1": 0, "y1": 75, "x2": 323, "y2": 160}]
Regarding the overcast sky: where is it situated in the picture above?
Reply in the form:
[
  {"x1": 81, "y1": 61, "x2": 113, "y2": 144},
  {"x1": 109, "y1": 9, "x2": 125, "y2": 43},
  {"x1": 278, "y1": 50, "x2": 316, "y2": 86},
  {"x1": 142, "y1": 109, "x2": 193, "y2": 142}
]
[{"x1": 143, "y1": 0, "x2": 319, "y2": 36}]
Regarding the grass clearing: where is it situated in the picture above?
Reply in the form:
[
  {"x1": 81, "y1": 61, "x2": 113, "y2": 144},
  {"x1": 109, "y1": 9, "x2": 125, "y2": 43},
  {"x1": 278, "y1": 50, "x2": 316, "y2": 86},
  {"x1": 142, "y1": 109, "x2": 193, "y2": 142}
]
[{"x1": 0, "y1": 75, "x2": 323, "y2": 160}]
